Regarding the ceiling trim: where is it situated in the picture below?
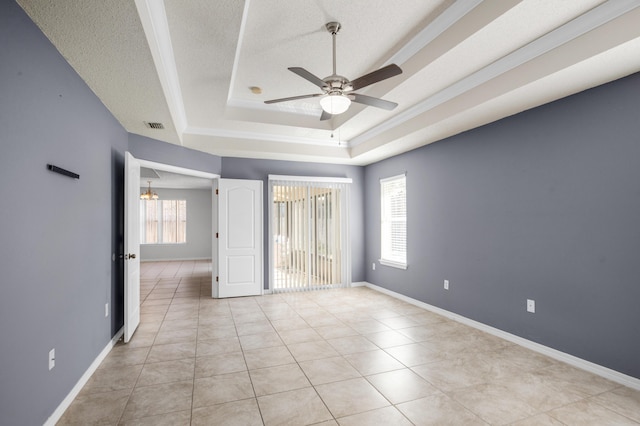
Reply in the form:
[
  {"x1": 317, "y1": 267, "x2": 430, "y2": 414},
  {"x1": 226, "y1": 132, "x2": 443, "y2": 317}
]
[
  {"x1": 185, "y1": 126, "x2": 346, "y2": 147},
  {"x1": 227, "y1": 0, "x2": 252, "y2": 102},
  {"x1": 138, "y1": 158, "x2": 219, "y2": 179},
  {"x1": 350, "y1": 0, "x2": 640, "y2": 149},
  {"x1": 384, "y1": 0, "x2": 483, "y2": 67},
  {"x1": 134, "y1": 0, "x2": 188, "y2": 142}
]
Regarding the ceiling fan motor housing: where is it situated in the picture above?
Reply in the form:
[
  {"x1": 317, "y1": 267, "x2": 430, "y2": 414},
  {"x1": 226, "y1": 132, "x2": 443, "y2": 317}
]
[
  {"x1": 323, "y1": 76, "x2": 352, "y2": 93},
  {"x1": 325, "y1": 21, "x2": 341, "y2": 35}
]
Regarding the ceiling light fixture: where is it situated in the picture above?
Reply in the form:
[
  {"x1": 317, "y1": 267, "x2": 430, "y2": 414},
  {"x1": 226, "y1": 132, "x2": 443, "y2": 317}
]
[
  {"x1": 320, "y1": 93, "x2": 351, "y2": 115},
  {"x1": 140, "y1": 181, "x2": 158, "y2": 200},
  {"x1": 264, "y1": 21, "x2": 401, "y2": 120}
]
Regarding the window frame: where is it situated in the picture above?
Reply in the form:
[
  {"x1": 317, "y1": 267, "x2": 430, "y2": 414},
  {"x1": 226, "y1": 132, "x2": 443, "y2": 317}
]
[
  {"x1": 140, "y1": 199, "x2": 187, "y2": 245},
  {"x1": 379, "y1": 173, "x2": 407, "y2": 270}
]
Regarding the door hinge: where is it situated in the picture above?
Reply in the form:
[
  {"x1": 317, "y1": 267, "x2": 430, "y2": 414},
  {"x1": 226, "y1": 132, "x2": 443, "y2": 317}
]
[
  {"x1": 216, "y1": 232, "x2": 219, "y2": 238},
  {"x1": 216, "y1": 276, "x2": 219, "y2": 282},
  {"x1": 215, "y1": 189, "x2": 219, "y2": 195}
]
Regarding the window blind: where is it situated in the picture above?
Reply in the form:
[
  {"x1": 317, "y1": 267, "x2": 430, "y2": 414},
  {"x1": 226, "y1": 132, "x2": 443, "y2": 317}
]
[
  {"x1": 269, "y1": 177, "x2": 351, "y2": 292},
  {"x1": 380, "y1": 174, "x2": 407, "y2": 268}
]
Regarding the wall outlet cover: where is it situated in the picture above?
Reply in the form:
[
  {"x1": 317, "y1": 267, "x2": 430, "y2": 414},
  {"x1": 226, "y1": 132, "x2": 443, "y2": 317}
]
[
  {"x1": 48, "y1": 348, "x2": 55, "y2": 370},
  {"x1": 527, "y1": 299, "x2": 536, "y2": 313},
  {"x1": 444, "y1": 279, "x2": 449, "y2": 290}
]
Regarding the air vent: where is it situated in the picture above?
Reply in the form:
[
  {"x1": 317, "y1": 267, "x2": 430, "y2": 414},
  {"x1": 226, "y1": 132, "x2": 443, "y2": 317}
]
[{"x1": 144, "y1": 121, "x2": 164, "y2": 129}]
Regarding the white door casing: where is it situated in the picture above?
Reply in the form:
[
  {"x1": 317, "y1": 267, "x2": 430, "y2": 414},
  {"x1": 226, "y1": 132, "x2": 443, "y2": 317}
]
[
  {"x1": 124, "y1": 152, "x2": 141, "y2": 343},
  {"x1": 216, "y1": 178, "x2": 263, "y2": 298},
  {"x1": 211, "y1": 181, "x2": 219, "y2": 298}
]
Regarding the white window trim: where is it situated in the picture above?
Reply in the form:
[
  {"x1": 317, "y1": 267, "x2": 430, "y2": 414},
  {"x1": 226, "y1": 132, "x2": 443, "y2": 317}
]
[
  {"x1": 140, "y1": 199, "x2": 187, "y2": 245},
  {"x1": 380, "y1": 173, "x2": 407, "y2": 270},
  {"x1": 379, "y1": 258, "x2": 408, "y2": 270},
  {"x1": 268, "y1": 174, "x2": 353, "y2": 184}
]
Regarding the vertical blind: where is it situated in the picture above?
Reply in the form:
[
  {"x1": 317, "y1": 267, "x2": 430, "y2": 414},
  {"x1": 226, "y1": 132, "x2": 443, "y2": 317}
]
[
  {"x1": 380, "y1": 174, "x2": 407, "y2": 267},
  {"x1": 270, "y1": 177, "x2": 351, "y2": 292}
]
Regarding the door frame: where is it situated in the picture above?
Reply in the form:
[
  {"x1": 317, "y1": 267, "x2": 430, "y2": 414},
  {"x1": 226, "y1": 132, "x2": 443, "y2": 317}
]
[
  {"x1": 124, "y1": 156, "x2": 219, "y2": 341},
  {"x1": 124, "y1": 153, "x2": 141, "y2": 343},
  {"x1": 267, "y1": 175, "x2": 352, "y2": 293}
]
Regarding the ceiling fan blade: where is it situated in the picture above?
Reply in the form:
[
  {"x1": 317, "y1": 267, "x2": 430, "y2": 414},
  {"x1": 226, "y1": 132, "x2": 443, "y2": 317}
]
[
  {"x1": 264, "y1": 93, "x2": 322, "y2": 104},
  {"x1": 350, "y1": 64, "x2": 402, "y2": 91},
  {"x1": 351, "y1": 93, "x2": 398, "y2": 111},
  {"x1": 288, "y1": 67, "x2": 328, "y2": 89},
  {"x1": 320, "y1": 110, "x2": 333, "y2": 121}
]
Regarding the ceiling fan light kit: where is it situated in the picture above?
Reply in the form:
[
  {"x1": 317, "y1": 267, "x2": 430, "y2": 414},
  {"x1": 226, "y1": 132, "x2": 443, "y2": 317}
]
[
  {"x1": 265, "y1": 21, "x2": 402, "y2": 120},
  {"x1": 320, "y1": 93, "x2": 351, "y2": 114}
]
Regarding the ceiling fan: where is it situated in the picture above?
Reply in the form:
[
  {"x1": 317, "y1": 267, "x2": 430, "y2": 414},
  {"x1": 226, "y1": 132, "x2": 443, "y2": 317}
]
[{"x1": 264, "y1": 22, "x2": 403, "y2": 121}]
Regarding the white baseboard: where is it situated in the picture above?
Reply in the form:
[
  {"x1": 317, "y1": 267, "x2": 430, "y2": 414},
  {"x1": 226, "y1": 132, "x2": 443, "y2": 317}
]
[
  {"x1": 350, "y1": 281, "x2": 367, "y2": 287},
  {"x1": 44, "y1": 327, "x2": 124, "y2": 426},
  {"x1": 363, "y1": 282, "x2": 640, "y2": 391}
]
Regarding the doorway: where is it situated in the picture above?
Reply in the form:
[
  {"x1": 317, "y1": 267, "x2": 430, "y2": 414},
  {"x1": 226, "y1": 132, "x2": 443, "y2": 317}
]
[
  {"x1": 268, "y1": 175, "x2": 352, "y2": 292},
  {"x1": 124, "y1": 153, "x2": 218, "y2": 342}
]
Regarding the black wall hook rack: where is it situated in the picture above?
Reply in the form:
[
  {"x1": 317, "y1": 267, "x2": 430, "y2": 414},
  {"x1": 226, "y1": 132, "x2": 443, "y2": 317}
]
[{"x1": 47, "y1": 164, "x2": 79, "y2": 179}]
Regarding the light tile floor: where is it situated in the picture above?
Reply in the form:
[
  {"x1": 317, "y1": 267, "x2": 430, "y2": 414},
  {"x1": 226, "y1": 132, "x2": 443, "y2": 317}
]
[{"x1": 58, "y1": 260, "x2": 640, "y2": 425}]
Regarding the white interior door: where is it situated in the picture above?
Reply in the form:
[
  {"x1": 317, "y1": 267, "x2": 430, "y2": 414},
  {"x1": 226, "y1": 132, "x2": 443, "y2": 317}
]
[
  {"x1": 216, "y1": 178, "x2": 263, "y2": 298},
  {"x1": 124, "y1": 152, "x2": 141, "y2": 342}
]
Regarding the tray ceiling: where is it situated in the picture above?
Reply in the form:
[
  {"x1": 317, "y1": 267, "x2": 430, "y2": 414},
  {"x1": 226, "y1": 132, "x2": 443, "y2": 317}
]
[{"x1": 18, "y1": 0, "x2": 640, "y2": 165}]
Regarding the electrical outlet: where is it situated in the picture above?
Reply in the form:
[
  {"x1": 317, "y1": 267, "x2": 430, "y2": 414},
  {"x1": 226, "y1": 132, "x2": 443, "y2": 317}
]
[
  {"x1": 105, "y1": 303, "x2": 109, "y2": 318},
  {"x1": 444, "y1": 279, "x2": 449, "y2": 290},
  {"x1": 372, "y1": 262, "x2": 376, "y2": 271},
  {"x1": 48, "y1": 348, "x2": 55, "y2": 370},
  {"x1": 527, "y1": 299, "x2": 535, "y2": 313}
]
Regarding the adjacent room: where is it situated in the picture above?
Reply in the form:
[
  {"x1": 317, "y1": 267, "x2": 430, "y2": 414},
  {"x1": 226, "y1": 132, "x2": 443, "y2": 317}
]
[{"x1": 2, "y1": 0, "x2": 640, "y2": 425}]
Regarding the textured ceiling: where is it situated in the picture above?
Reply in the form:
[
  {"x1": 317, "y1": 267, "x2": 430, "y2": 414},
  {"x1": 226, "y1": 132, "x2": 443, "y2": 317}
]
[{"x1": 17, "y1": 0, "x2": 640, "y2": 165}]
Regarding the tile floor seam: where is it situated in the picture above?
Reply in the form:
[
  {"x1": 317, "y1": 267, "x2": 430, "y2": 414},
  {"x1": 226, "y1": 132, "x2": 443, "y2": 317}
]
[
  {"x1": 234, "y1": 301, "x2": 271, "y2": 425},
  {"x1": 266, "y1": 310, "x2": 339, "y2": 424},
  {"x1": 584, "y1": 392, "x2": 640, "y2": 424},
  {"x1": 239, "y1": 339, "x2": 266, "y2": 425},
  {"x1": 113, "y1": 328, "x2": 153, "y2": 425},
  {"x1": 187, "y1": 286, "x2": 201, "y2": 425}
]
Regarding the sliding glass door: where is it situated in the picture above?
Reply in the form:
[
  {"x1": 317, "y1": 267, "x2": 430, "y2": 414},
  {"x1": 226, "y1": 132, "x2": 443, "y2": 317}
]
[{"x1": 270, "y1": 176, "x2": 351, "y2": 292}]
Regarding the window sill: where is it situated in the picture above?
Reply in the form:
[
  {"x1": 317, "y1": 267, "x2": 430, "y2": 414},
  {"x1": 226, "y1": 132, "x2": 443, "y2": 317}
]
[{"x1": 379, "y1": 259, "x2": 408, "y2": 270}]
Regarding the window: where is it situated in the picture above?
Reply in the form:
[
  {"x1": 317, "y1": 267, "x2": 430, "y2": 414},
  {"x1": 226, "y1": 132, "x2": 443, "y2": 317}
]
[
  {"x1": 140, "y1": 200, "x2": 187, "y2": 244},
  {"x1": 380, "y1": 174, "x2": 407, "y2": 269}
]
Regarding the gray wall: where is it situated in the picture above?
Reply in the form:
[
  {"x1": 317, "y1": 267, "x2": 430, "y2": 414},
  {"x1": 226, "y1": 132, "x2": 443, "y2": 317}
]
[
  {"x1": 128, "y1": 133, "x2": 222, "y2": 175},
  {"x1": 222, "y1": 157, "x2": 366, "y2": 288},
  {"x1": 364, "y1": 72, "x2": 640, "y2": 379},
  {"x1": 140, "y1": 188, "x2": 213, "y2": 261},
  {"x1": 0, "y1": 1, "x2": 128, "y2": 424}
]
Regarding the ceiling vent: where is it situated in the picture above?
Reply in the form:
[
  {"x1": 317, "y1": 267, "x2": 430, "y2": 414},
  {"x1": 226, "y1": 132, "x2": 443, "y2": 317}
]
[{"x1": 144, "y1": 121, "x2": 164, "y2": 129}]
